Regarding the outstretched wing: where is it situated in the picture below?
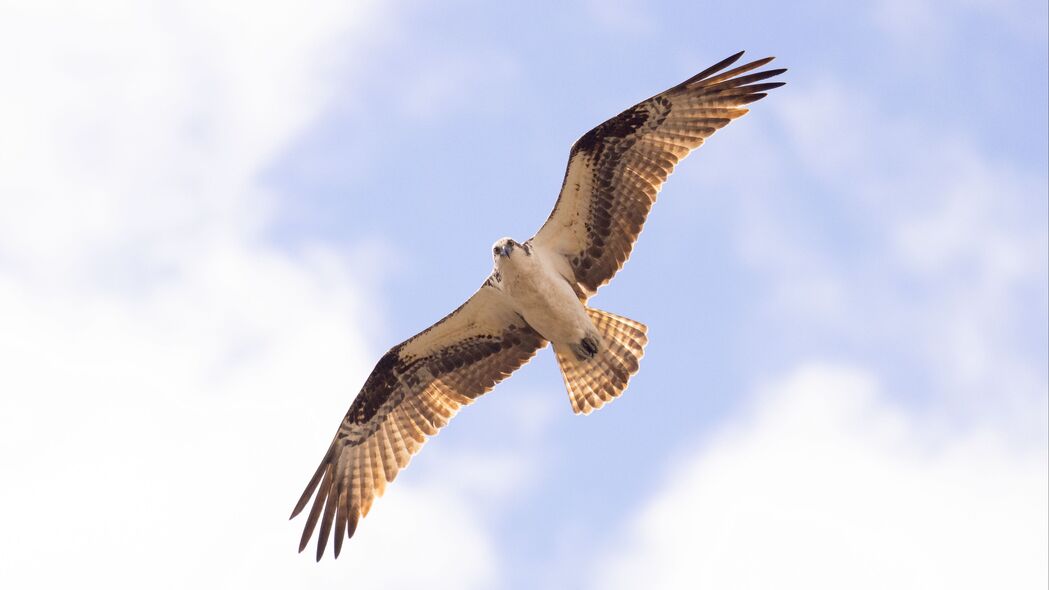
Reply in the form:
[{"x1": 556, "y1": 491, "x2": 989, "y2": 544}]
[
  {"x1": 290, "y1": 283, "x2": 546, "y2": 560},
  {"x1": 532, "y1": 51, "x2": 785, "y2": 297}
]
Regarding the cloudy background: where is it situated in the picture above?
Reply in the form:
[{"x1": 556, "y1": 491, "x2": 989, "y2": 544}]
[{"x1": 1, "y1": 0, "x2": 1045, "y2": 588}]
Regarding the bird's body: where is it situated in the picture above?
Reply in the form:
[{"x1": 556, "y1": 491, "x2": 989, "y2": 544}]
[
  {"x1": 490, "y1": 238, "x2": 596, "y2": 353},
  {"x1": 291, "y1": 51, "x2": 786, "y2": 560}
]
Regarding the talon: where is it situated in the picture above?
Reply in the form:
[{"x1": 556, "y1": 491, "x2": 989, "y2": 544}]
[{"x1": 580, "y1": 336, "x2": 600, "y2": 359}]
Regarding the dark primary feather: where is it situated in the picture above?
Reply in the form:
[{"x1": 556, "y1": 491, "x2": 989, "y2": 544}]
[
  {"x1": 533, "y1": 51, "x2": 786, "y2": 297},
  {"x1": 289, "y1": 285, "x2": 546, "y2": 560}
]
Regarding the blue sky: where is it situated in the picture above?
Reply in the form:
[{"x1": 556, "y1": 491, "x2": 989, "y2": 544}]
[{"x1": 0, "y1": 0, "x2": 1046, "y2": 588}]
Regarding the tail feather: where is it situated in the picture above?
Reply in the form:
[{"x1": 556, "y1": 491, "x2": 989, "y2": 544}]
[{"x1": 555, "y1": 308, "x2": 648, "y2": 414}]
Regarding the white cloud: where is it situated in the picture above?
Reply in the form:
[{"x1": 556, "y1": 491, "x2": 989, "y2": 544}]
[
  {"x1": 0, "y1": 1, "x2": 513, "y2": 588},
  {"x1": 579, "y1": 36, "x2": 1047, "y2": 590},
  {"x1": 705, "y1": 78, "x2": 1049, "y2": 438},
  {"x1": 610, "y1": 45, "x2": 1048, "y2": 590},
  {"x1": 873, "y1": 0, "x2": 1047, "y2": 51},
  {"x1": 0, "y1": 0, "x2": 383, "y2": 278},
  {"x1": 594, "y1": 364, "x2": 1049, "y2": 590}
]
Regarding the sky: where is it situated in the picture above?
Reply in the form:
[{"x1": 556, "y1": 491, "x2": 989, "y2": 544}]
[{"x1": 0, "y1": 0, "x2": 1046, "y2": 588}]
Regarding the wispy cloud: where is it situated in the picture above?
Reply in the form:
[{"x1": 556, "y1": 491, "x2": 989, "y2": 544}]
[
  {"x1": 873, "y1": 0, "x2": 1048, "y2": 50},
  {"x1": 594, "y1": 363, "x2": 1049, "y2": 589},
  {"x1": 588, "y1": 39, "x2": 1048, "y2": 589},
  {"x1": 0, "y1": 1, "x2": 513, "y2": 587},
  {"x1": 693, "y1": 75, "x2": 1048, "y2": 436}
]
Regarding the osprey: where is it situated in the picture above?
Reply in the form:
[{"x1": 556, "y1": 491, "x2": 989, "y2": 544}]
[{"x1": 292, "y1": 51, "x2": 785, "y2": 559}]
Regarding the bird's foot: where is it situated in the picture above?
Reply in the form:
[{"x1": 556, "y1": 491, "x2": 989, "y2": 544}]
[{"x1": 572, "y1": 335, "x2": 600, "y2": 361}]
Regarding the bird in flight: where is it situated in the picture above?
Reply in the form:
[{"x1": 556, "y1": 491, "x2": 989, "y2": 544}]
[{"x1": 291, "y1": 51, "x2": 785, "y2": 560}]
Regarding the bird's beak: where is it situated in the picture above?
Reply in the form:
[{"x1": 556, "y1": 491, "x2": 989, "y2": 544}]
[{"x1": 500, "y1": 244, "x2": 513, "y2": 258}]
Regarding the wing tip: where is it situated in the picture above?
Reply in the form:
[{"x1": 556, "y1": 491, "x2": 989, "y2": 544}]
[
  {"x1": 679, "y1": 50, "x2": 746, "y2": 87},
  {"x1": 682, "y1": 53, "x2": 785, "y2": 91},
  {"x1": 749, "y1": 55, "x2": 776, "y2": 68},
  {"x1": 289, "y1": 501, "x2": 306, "y2": 521}
]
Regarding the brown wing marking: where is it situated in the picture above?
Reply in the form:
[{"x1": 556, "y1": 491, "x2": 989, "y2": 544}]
[
  {"x1": 290, "y1": 286, "x2": 545, "y2": 560},
  {"x1": 534, "y1": 51, "x2": 786, "y2": 296}
]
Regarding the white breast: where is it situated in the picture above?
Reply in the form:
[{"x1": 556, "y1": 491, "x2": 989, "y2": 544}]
[{"x1": 498, "y1": 247, "x2": 592, "y2": 345}]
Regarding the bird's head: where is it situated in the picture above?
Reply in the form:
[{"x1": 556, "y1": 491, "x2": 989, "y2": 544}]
[
  {"x1": 492, "y1": 237, "x2": 517, "y2": 261},
  {"x1": 492, "y1": 238, "x2": 532, "y2": 268}
]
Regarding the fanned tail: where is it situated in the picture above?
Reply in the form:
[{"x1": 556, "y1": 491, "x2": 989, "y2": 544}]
[{"x1": 554, "y1": 308, "x2": 648, "y2": 414}]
